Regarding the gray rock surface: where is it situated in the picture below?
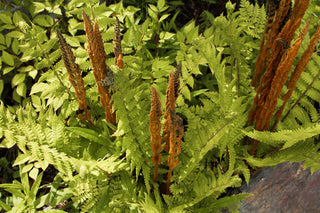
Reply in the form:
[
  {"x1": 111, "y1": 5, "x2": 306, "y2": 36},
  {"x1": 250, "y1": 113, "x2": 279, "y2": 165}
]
[{"x1": 237, "y1": 161, "x2": 320, "y2": 213}]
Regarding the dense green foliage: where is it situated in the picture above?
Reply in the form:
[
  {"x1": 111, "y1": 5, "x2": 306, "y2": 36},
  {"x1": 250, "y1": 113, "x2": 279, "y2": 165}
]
[{"x1": 1, "y1": 0, "x2": 320, "y2": 212}]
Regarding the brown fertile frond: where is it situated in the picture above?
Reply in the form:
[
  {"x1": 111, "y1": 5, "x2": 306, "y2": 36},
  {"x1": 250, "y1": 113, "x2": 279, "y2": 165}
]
[
  {"x1": 249, "y1": 0, "x2": 312, "y2": 155},
  {"x1": 277, "y1": 0, "x2": 310, "y2": 43},
  {"x1": 114, "y1": 16, "x2": 123, "y2": 69},
  {"x1": 57, "y1": 30, "x2": 91, "y2": 123},
  {"x1": 163, "y1": 71, "x2": 177, "y2": 152},
  {"x1": 287, "y1": 23, "x2": 320, "y2": 91},
  {"x1": 249, "y1": 20, "x2": 310, "y2": 155},
  {"x1": 256, "y1": 18, "x2": 310, "y2": 131},
  {"x1": 251, "y1": 0, "x2": 292, "y2": 87},
  {"x1": 290, "y1": 0, "x2": 311, "y2": 21},
  {"x1": 252, "y1": 0, "x2": 310, "y2": 88},
  {"x1": 82, "y1": 10, "x2": 116, "y2": 125},
  {"x1": 250, "y1": 15, "x2": 306, "y2": 125},
  {"x1": 166, "y1": 107, "x2": 184, "y2": 195},
  {"x1": 273, "y1": 22, "x2": 320, "y2": 128},
  {"x1": 263, "y1": 0, "x2": 279, "y2": 41},
  {"x1": 150, "y1": 86, "x2": 162, "y2": 183}
]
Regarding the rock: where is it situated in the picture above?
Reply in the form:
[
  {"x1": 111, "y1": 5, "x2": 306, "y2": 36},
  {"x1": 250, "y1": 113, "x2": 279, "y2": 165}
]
[{"x1": 237, "y1": 161, "x2": 320, "y2": 212}]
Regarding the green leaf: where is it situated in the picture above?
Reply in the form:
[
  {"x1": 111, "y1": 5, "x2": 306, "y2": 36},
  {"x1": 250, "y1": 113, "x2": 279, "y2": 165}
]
[
  {"x1": 12, "y1": 74, "x2": 26, "y2": 87},
  {"x1": 2, "y1": 51, "x2": 14, "y2": 66},
  {"x1": 159, "y1": 14, "x2": 170, "y2": 23},
  {"x1": 30, "y1": 83, "x2": 48, "y2": 94},
  {"x1": 7, "y1": 31, "x2": 24, "y2": 39},
  {"x1": 20, "y1": 165, "x2": 30, "y2": 194},
  {"x1": 66, "y1": 127, "x2": 112, "y2": 146},
  {"x1": 0, "y1": 34, "x2": 4, "y2": 44},
  {"x1": 28, "y1": 70, "x2": 38, "y2": 79},
  {"x1": 0, "y1": 138, "x2": 16, "y2": 148},
  {"x1": 176, "y1": 31, "x2": 185, "y2": 43},
  {"x1": 3, "y1": 67, "x2": 15, "y2": 74},
  {"x1": 33, "y1": 15, "x2": 54, "y2": 27},
  {"x1": 12, "y1": 89, "x2": 21, "y2": 103},
  {"x1": 0, "y1": 79, "x2": 3, "y2": 96},
  {"x1": 0, "y1": 183, "x2": 23, "y2": 190},
  {"x1": 181, "y1": 86, "x2": 191, "y2": 100},
  {"x1": 0, "y1": 12, "x2": 12, "y2": 24},
  {"x1": 6, "y1": 36, "x2": 11, "y2": 47},
  {"x1": 21, "y1": 164, "x2": 33, "y2": 174},
  {"x1": 149, "y1": 4, "x2": 158, "y2": 12},
  {"x1": 30, "y1": 172, "x2": 43, "y2": 199},
  {"x1": 11, "y1": 38, "x2": 20, "y2": 54},
  {"x1": 31, "y1": 95, "x2": 42, "y2": 109},
  {"x1": 0, "y1": 200, "x2": 11, "y2": 211},
  {"x1": 13, "y1": 154, "x2": 31, "y2": 166},
  {"x1": 65, "y1": 36, "x2": 80, "y2": 47},
  {"x1": 13, "y1": 11, "x2": 27, "y2": 27},
  {"x1": 157, "y1": 0, "x2": 165, "y2": 10},
  {"x1": 148, "y1": 6, "x2": 158, "y2": 21},
  {"x1": 33, "y1": 2, "x2": 46, "y2": 14},
  {"x1": 16, "y1": 83, "x2": 27, "y2": 97}
]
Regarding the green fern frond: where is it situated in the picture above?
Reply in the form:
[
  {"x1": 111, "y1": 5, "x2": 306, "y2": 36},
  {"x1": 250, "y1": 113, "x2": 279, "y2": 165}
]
[{"x1": 244, "y1": 123, "x2": 320, "y2": 149}]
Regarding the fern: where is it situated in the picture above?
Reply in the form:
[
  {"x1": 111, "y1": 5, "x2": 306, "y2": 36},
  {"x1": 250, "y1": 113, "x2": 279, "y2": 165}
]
[
  {"x1": 279, "y1": 54, "x2": 320, "y2": 129},
  {"x1": 244, "y1": 123, "x2": 320, "y2": 149},
  {"x1": 0, "y1": 103, "x2": 74, "y2": 179},
  {"x1": 1, "y1": 0, "x2": 320, "y2": 212}
]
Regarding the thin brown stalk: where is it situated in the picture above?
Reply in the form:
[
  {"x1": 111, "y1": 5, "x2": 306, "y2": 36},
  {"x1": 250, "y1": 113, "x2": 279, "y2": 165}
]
[{"x1": 57, "y1": 30, "x2": 91, "y2": 123}]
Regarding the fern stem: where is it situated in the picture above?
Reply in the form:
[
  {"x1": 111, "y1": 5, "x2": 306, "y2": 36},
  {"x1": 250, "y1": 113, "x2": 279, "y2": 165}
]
[{"x1": 166, "y1": 167, "x2": 173, "y2": 195}]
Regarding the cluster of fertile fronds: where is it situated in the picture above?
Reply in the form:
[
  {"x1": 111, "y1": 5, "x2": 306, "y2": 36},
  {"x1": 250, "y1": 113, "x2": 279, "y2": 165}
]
[
  {"x1": 82, "y1": 11, "x2": 116, "y2": 125},
  {"x1": 150, "y1": 86, "x2": 162, "y2": 182},
  {"x1": 249, "y1": 0, "x2": 320, "y2": 155},
  {"x1": 114, "y1": 17, "x2": 123, "y2": 69},
  {"x1": 149, "y1": 62, "x2": 183, "y2": 195},
  {"x1": 57, "y1": 30, "x2": 91, "y2": 123}
]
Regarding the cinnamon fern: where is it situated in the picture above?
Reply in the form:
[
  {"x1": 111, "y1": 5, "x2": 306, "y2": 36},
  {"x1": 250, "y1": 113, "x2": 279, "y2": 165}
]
[{"x1": 1, "y1": 0, "x2": 320, "y2": 212}]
